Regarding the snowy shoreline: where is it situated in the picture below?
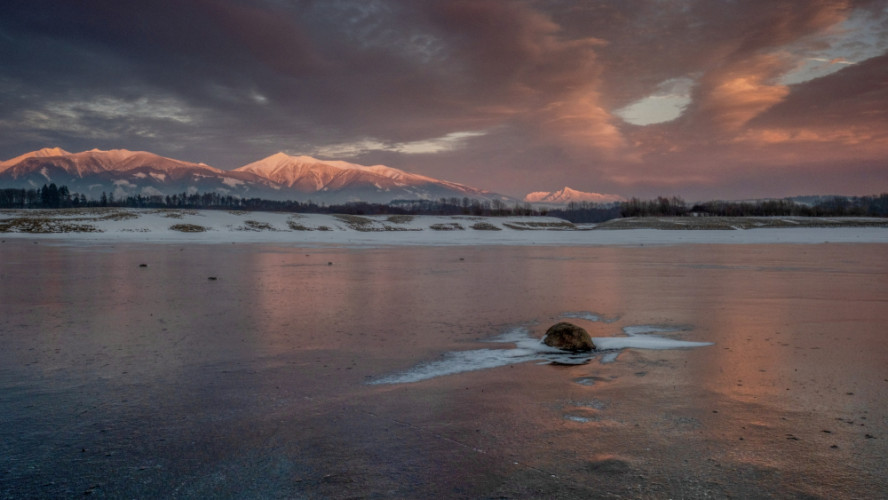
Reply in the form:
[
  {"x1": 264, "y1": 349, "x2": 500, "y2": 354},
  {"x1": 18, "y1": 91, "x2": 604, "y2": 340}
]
[{"x1": 1, "y1": 208, "x2": 887, "y2": 246}]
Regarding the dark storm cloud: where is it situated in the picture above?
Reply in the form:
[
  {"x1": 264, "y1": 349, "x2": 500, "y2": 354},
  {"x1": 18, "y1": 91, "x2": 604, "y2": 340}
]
[
  {"x1": 0, "y1": 0, "x2": 886, "y2": 198},
  {"x1": 1, "y1": 0, "x2": 611, "y2": 163},
  {"x1": 752, "y1": 53, "x2": 888, "y2": 132}
]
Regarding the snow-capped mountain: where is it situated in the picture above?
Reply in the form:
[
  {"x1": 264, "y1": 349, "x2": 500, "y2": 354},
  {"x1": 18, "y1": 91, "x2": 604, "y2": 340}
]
[
  {"x1": 0, "y1": 148, "x2": 279, "y2": 199},
  {"x1": 235, "y1": 152, "x2": 498, "y2": 203},
  {"x1": 0, "y1": 148, "x2": 504, "y2": 203},
  {"x1": 524, "y1": 187, "x2": 624, "y2": 205}
]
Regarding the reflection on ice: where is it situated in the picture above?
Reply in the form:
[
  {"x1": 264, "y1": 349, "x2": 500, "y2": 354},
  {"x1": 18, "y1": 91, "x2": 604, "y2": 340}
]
[{"x1": 370, "y1": 315, "x2": 713, "y2": 385}]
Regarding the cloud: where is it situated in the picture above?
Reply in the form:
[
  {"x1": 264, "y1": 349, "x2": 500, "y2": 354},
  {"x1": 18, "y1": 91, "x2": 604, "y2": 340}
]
[
  {"x1": 311, "y1": 130, "x2": 488, "y2": 157},
  {"x1": 533, "y1": 90, "x2": 626, "y2": 153},
  {"x1": 0, "y1": 0, "x2": 886, "y2": 199},
  {"x1": 690, "y1": 54, "x2": 791, "y2": 131},
  {"x1": 2, "y1": 93, "x2": 204, "y2": 148},
  {"x1": 741, "y1": 52, "x2": 888, "y2": 150},
  {"x1": 615, "y1": 78, "x2": 695, "y2": 125}
]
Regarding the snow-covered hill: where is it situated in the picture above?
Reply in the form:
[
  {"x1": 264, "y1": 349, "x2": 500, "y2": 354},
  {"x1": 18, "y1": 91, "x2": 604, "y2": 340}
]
[{"x1": 1, "y1": 209, "x2": 885, "y2": 246}]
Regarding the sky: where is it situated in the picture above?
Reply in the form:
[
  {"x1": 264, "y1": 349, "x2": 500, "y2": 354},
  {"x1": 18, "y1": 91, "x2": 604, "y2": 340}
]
[{"x1": 1, "y1": 0, "x2": 887, "y2": 200}]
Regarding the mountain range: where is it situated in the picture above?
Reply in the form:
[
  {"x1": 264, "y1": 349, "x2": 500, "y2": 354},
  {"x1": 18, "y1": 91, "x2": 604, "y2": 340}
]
[{"x1": 0, "y1": 148, "x2": 617, "y2": 205}]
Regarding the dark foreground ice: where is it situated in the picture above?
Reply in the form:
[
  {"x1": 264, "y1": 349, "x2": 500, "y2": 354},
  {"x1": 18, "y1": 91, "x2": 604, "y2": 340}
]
[{"x1": 1, "y1": 241, "x2": 886, "y2": 498}]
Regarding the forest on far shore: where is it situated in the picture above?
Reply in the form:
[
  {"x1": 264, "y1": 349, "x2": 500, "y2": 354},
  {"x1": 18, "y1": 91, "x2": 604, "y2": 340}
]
[{"x1": 1, "y1": 184, "x2": 887, "y2": 223}]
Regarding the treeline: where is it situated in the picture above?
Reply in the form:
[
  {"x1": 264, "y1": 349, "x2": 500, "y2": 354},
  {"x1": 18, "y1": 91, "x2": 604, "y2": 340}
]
[
  {"x1": 619, "y1": 196, "x2": 689, "y2": 217},
  {"x1": 0, "y1": 184, "x2": 85, "y2": 208},
  {"x1": 0, "y1": 185, "x2": 625, "y2": 221},
  {"x1": 4, "y1": 184, "x2": 886, "y2": 219},
  {"x1": 0, "y1": 184, "x2": 557, "y2": 218},
  {"x1": 548, "y1": 201, "x2": 622, "y2": 223},
  {"x1": 693, "y1": 195, "x2": 888, "y2": 217},
  {"x1": 618, "y1": 194, "x2": 888, "y2": 217}
]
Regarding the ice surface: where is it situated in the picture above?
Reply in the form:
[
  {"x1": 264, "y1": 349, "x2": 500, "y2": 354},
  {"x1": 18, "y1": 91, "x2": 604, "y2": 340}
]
[{"x1": 2, "y1": 242, "x2": 885, "y2": 498}]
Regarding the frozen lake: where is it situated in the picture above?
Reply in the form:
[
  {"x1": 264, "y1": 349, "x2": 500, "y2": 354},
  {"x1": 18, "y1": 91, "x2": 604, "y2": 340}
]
[{"x1": 1, "y1": 241, "x2": 886, "y2": 498}]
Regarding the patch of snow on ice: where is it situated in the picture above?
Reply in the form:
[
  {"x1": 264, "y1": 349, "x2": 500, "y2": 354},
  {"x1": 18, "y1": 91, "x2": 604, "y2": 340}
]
[
  {"x1": 622, "y1": 325, "x2": 684, "y2": 336},
  {"x1": 369, "y1": 322, "x2": 712, "y2": 385},
  {"x1": 593, "y1": 335, "x2": 710, "y2": 351},
  {"x1": 600, "y1": 351, "x2": 621, "y2": 363},
  {"x1": 370, "y1": 347, "x2": 531, "y2": 385},
  {"x1": 592, "y1": 325, "x2": 709, "y2": 351},
  {"x1": 562, "y1": 311, "x2": 619, "y2": 323},
  {"x1": 563, "y1": 311, "x2": 602, "y2": 322},
  {"x1": 564, "y1": 415, "x2": 593, "y2": 423}
]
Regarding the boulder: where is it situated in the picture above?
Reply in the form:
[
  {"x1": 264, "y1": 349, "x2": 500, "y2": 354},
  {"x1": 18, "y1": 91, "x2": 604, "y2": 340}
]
[{"x1": 543, "y1": 322, "x2": 595, "y2": 352}]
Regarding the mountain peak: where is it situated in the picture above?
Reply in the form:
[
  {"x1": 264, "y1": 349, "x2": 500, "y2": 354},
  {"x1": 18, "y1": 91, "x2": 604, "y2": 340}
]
[
  {"x1": 252, "y1": 152, "x2": 329, "y2": 166},
  {"x1": 234, "y1": 152, "x2": 486, "y2": 197},
  {"x1": 1, "y1": 147, "x2": 71, "y2": 171},
  {"x1": 524, "y1": 186, "x2": 624, "y2": 204},
  {"x1": 82, "y1": 148, "x2": 141, "y2": 161},
  {"x1": 36, "y1": 147, "x2": 70, "y2": 157},
  {"x1": 237, "y1": 153, "x2": 370, "y2": 189}
]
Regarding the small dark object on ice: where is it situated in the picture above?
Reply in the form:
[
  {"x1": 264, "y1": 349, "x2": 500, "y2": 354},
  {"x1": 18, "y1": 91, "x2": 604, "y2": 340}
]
[
  {"x1": 139, "y1": 264, "x2": 148, "y2": 268},
  {"x1": 208, "y1": 276, "x2": 218, "y2": 280},
  {"x1": 543, "y1": 322, "x2": 595, "y2": 352},
  {"x1": 328, "y1": 262, "x2": 333, "y2": 266}
]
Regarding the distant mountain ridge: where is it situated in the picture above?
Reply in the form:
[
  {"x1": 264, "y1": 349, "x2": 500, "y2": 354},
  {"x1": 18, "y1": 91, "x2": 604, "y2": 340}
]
[
  {"x1": 0, "y1": 148, "x2": 275, "y2": 200},
  {"x1": 234, "y1": 153, "x2": 494, "y2": 201},
  {"x1": 524, "y1": 186, "x2": 624, "y2": 205},
  {"x1": 0, "y1": 148, "x2": 504, "y2": 203}
]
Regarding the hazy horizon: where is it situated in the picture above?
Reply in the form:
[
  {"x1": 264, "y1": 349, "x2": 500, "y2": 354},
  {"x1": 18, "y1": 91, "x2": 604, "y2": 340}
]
[{"x1": 1, "y1": 1, "x2": 886, "y2": 200}]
